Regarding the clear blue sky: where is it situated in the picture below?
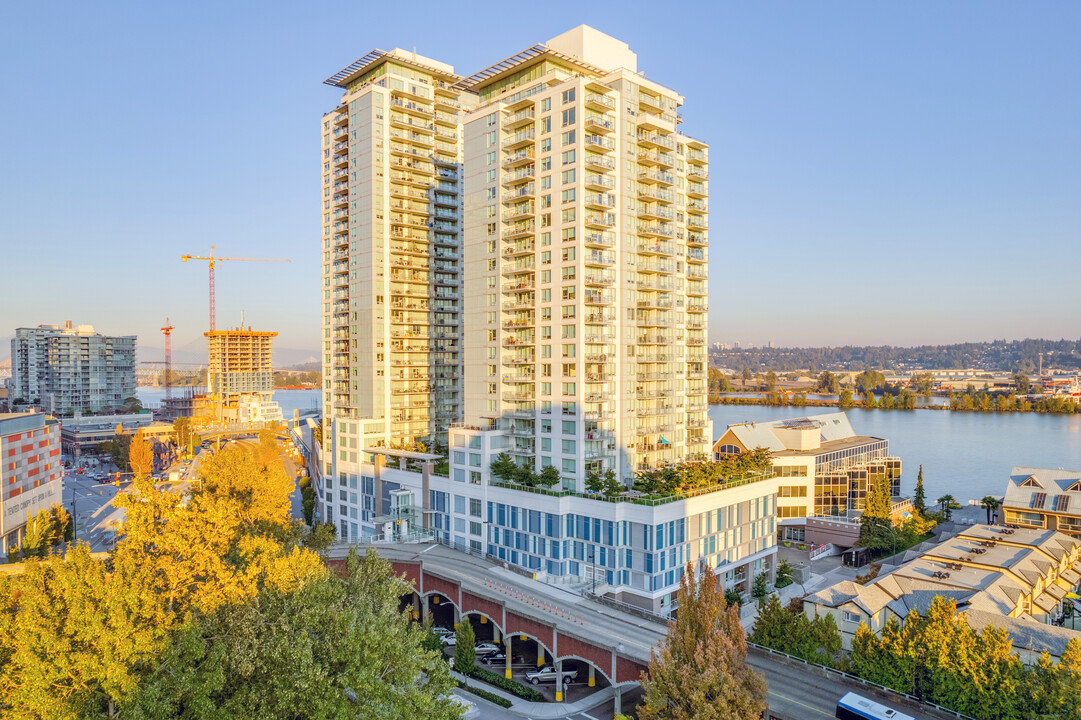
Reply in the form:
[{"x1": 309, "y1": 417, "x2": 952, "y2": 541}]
[{"x1": 1, "y1": 1, "x2": 1078, "y2": 362}]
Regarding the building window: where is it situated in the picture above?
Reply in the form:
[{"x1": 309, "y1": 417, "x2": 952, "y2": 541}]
[{"x1": 842, "y1": 611, "x2": 862, "y2": 624}]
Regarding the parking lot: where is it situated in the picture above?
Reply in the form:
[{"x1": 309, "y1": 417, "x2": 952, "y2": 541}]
[{"x1": 431, "y1": 611, "x2": 609, "y2": 704}]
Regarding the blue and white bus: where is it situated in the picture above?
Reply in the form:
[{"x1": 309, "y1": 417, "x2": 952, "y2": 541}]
[{"x1": 835, "y1": 692, "x2": 917, "y2": 720}]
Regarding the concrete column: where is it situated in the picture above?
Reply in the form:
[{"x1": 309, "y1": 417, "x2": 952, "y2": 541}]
[
  {"x1": 453, "y1": 606, "x2": 461, "y2": 626},
  {"x1": 555, "y1": 659, "x2": 563, "y2": 702},
  {"x1": 421, "y1": 461, "x2": 431, "y2": 530},
  {"x1": 537, "y1": 641, "x2": 546, "y2": 667},
  {"x1": 613, "y1": 684, "x2": 621, "y2": 718},
  {"x1": 412, "y1": 594, "x2": 420, "y2": 621},
  {"x1": 588, "y1": 664, "x2": 595, "y2": 687},
  {"x1": 505, "y1": 635, "x2": 513, "y2": 679}
]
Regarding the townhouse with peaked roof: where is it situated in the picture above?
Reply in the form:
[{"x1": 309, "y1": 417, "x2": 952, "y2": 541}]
[
  {"x1": 1003, "y1": 466, "x2": 1081, "y2": 537},
  {"x1": 803, "y1": 524, "x2": 1081, "y2": 663}
]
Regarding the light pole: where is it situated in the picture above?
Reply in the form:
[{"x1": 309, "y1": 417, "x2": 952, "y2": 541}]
[
  {"x1": 587, "y1": 548, "x2": 597, "y2": 594},
  {"x1": 71, "y1": 494, "x2": 77, "y2": 542}
]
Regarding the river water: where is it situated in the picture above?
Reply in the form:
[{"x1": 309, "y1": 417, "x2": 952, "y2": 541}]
[
  {"x1": 709, "y1": 404, "x2": 1081, "y2": 505},
  {"x1": 136, "y1": 388, "x2": 321, "y2": 419}
]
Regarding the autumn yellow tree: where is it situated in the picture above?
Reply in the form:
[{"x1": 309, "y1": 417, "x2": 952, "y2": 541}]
[
  {"x1": 128, "y1": 432, "x2": 155, "y2": 478},
  {"x1": 639, "y1": 562, "x2": 768, "y2": 720}
]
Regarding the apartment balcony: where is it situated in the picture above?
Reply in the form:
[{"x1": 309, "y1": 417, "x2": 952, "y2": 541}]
[
  {"x1": 686, "y1": 182, "x2": 708, "y2": 199},
  {"x1": 502, "y1": 316, "x2": 535, "y2": 330},
  {"x1": 583, "y1": 291, "x2": 614, "y2": 305},
  {"x1": 582, "y1": 192, "x2": 615, "y2": 211},
  {"x1": 638, "y1": 169, "x2": 674, "y2": 186},
  {"x1": 583, "y1": 410, "x2": 613, "y2": 421},
  {"x1": 584, "y1": 174, "x2": 615, "y2": 191},
  {"x1": 637, "y1": 186, "x2": 675, "y2": 204},
  {"x1": 332, "y1": 111, "x2": 348, "y2": 126},
  {"x1": 390, "y1": 114, "x2": 434, "y2": 133},
  {"x1": 502, "y1": 184, "x2": 536, "y2": 203},
  {"x1": 583, "y1": 272, "x2": 614, "y2": 287},
  {"x1": 687, "y1": 231, "x2": 708, "y2": 246},
  {"x1": 687, "y1": 148, "x2": 708, "y2": 165},
  {"x1": 502, "y1": 167, "x2": 536, "y2": 186},
  {"x1": 501, "y1": 295, "x2": 535, "y2": 311},
  {"x1": 638, "y1": 92, "x2": 664, "y2": 112},
  {"x1": 584, "y1": 391, "x2": 612, "y2": 403},
  {"x1": 333, "y1": 152, "x2": 349, "y2": 168},
  {"x1": 637, "y1": 334, "x2": 673, "y2": 345},
  {"x1": 434, "y1": 111, "x2": 457, "y2": 127},
  {"x1": 584, "y1": 134, "x2": 615, "y2": 153},
  {"x1": 503, "y1": 107, "x2": 535, "y2": 130},
  {"x1": 584, "y1": 312, "x2": 615, "y2": 326},
  {"x1": 333, "y1": 193, "x2": 349, "y2": 208},
  {"x1": 502, "y1": 391, "x2": 535, "y2": 403},
  {"x1": 502, "y1": 355, "x2": 535, "y2": 366},
  {"x1": 502, "y1": 240, "x2": 535, "y2": 258},
  {"x1": 502, "y1": 222, "x2": 535, "y2": 241},
  {"x1": 504, "y1": 128, "x2": 536, "y2": 151},
  {"x1": 637, "y1": 150, "x2": 675, "y2": 168},
  {"x1": 687, "y1": 166, "x2": 709, "y2": 181},
  {"x1": 687, "y1": 213, "x2": 708, "y2": 230},
  {"x1": 584, "y1": 114, "x2": 615, "y2": 133},
  {"x1": 502, "y1": 202, "x2": 534, "y2": 223},
  {"x1": 638, "y1": 241, "x2": 675, "y2": 257},
  {"x1": 584, "y1": 153, "x2": 615, "y2": 172},
  {"x1": 636, "y1": 297, "x2": 673, "y2": 311},
  {"x1": 333, "y1": 167, "x2": 348, "y2": 180},
  {"x1": 584, "y1": 231, "x2": 615, "y2": 249},
  {"x1": 503, "y1": 147, "x2": 536, "y2": 169},
  {"x1": 502, "y1": 278, "x2": 536, "y2": 294},
  {"x1": 637, "y1": 111, "x2": 677, "y2": 132},
  {"x1": 390, "y1": 129, "x2": 435, "y2": 147},
  {"x1": 584, "y1": 251, "x2": 614, "y2": 267},
  {"x1": 686, "y1": 303, "x2": 708, "y2": 313},
  {"x1": 502, "y1": 334, "x2": 535, "y2": 348},
  {"x1": 636, "y1": 131, "x2": 676, "y2": 150},
  {"x1": 434, "y1": 94, "x2": 461, "y2": 112},
  {"x1": 390, "y1": 97, "x2": 434, "y2": 117},
  {"x1": 390, "y1": 159, "x2": 434, "y2": 176},
  {"x1": 584, "y1": 212, "x2": 616, "y2": 229},
  {"x1": 506, "y1": 407, "x2": 537, "y2": 419},
  {"x1": 638, "y1": 259, "x2": 674, "y2": 275},
  {"x1": 637, "y1": 205, "x2": 675, "y2": 223}
]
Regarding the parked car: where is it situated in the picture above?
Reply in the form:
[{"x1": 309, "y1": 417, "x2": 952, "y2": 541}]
[
  {"x1": 525, "y1": 666, "x2": 578, "y2": 685},
  {"x1": 482, "y1": 650, "x2": 522, "y2": 666},
  {"x1": 440, "y1": 633, "x2": 457, "y2": 647},
  {"x1": 473, "y1": 643, "x2": 501, "y2": 657}
]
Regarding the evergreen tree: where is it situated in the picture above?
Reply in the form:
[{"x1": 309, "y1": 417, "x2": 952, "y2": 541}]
[
  {"x1": 454, "y1": 618, "x2": 476, "y2": 674},
  {"x1": 640, "y1": 563, "x2": 767, "y2": 720},
  {"x1": 913, "y1": 465, "x2": 926, "y2": 514}
]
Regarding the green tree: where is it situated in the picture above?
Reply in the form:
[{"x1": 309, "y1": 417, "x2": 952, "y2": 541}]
[
  {"x1": 980, "y1": 495, "x2": 1001, "y2": 524},
  {"x1": 536, "y1": 464, "x2": 561, "y2": 489},
  {"x1": 748, "y1": 595, "x2": 795, "y2": 650},
  {"x1": 910, "y1": 372, "x2": 935, "y2": 397},
  {"x1": 489, "y1": 453, "x2": 516, "y2": 483},
  {"x1": 173, "y1": 416, "x2": 195, "y2": 453},
  {"x1": 913, "y1": 465, "x2": 926, "y2": 514},
  {"x1": 301, "y1": 521, "x2": 338, "y2": 556},
  {"x1": 815, "y1": 371, "x2": 840, "y2": 394},
  {"x1": 584, "y1": 468, "x2": 604, "y2": 494},
  {"x1": 775, "y1": 559, "x2": 794, "y2": 588},
  {"x1": 937, "y1": 494, "x2": 956, "y2": 521},
  {"x1": 838, "y1": 389, "x2": 855, "y2": 409},
  {"x1": 764, "y1": 371, "x2": 778, "y2": 392},
  {"x1": 125, "y1": 550, "x2": 461, "y2": 720},
  {"x1": 752, "y1": 572, "x2": 768, "y2": 599},
  {"x1": 454, "y1": 618, "x2": 476, "y2": 674},
  {"x1": 741, "y1": 367, "x2": 753, "y2": 390},
  {"x1": 639, "y1": 563, "x2": 767, "y2": 720},
  {"x1": 1013, "y1": 372, "x2": 1032, "y2": 394},
  {"x1": 602, "y1": 468, "x2": 624, "y2": 496},
  {"x1": 49, "y1": 503, "x2": 73, "y2": 545},
  {"x1": 855, "y1": 370, "x2": 886, "y2": 394}
]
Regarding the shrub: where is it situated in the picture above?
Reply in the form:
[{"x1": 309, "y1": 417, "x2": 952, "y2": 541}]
[
  {"x1": 466, "y1": 666, "x2": 544, "y2": 702},
  {"x1": 456, "y1": 680, "x2": 512, "y2": 708}
]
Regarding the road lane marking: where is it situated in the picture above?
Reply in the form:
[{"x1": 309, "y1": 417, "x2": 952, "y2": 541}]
[{"x1": 768, "y1": 689, "x2": 833, "y2": 717}]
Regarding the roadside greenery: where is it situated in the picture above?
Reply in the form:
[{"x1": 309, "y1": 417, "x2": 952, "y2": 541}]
[
  {"x1": 454, "y1": 618, "x2": 476, "y2": 673},
  {"x1": 856, "y1": 469, "x2": 937, "y2": 559},
  {"x1": 5, "y1": 504, "x2": 71, "y2": 562},
  {"x1": 847, "y1": 597, "x2": 1081, "y2": 720},
  {"x1": 456, "y1": 680, "x2": 513, "y2": 708},
  {"x1": 774, "y1": 559, "x2": 794, "y2": 589},
  {"x1": 298, "y1": 475, "x2": 315, "y2": 524},
  {"x1": 464, "y1": 665, "x2": 544, "y2": 702},
  {"x1": 639, "y1": 561, "x2": 767, "y2": 720},
  {"x1": 749, "y1": 595, "x2": 841, "y2": 667}
]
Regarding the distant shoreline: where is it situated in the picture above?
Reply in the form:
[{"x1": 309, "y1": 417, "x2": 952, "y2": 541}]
[{"x1": 709, "y1": 393, "x2": 1081, "y2": 415}]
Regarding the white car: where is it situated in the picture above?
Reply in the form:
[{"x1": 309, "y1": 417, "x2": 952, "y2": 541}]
[
  {"x1": 473, "y1": 643, "x2": 500, "y2": 657},
  {"x1": 440, "y1": 633, "x2": 457, "y2": 647},
  {"x1": 526, "y1": 666, "x2": 578, "y2": 685}
]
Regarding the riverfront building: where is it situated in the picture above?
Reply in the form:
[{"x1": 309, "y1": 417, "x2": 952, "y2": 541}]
[
  {"x1": 713, "y1": 412, "x2": 902, "y2": 545},
  {"x1": 803, "y1": 524, "x2": 1081, "y2": 662},
  {"x1": 1002, "y1": 466, "x2": 1081, "y2": 537},
  {"x1": 10, "y1": 322, "x2": 136, "y2": 415},
  {"x1": 204, "y1": 328, "x2": 282, "y2": 425},
  {"x1": 0, "y1": 412, "x2": 62, "y2": 554},
  {"x1": 321, "y1": 25, "x2": 710, "y2": 492}
]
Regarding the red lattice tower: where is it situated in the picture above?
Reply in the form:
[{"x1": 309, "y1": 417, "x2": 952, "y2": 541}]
[{"x1": 160, "y1": 317, "x2": 175, "y2": 400}]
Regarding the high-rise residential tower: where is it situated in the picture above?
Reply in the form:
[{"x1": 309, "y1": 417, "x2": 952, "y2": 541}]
[
  {"x1": 321, "y1": 49, "x2": 470, "y2": 465},
  {"x1": 204, "y1": 328, "x2": 282, "y2": 425},
  {"x1": 460, "y1": 27, "x2": 710, "y2": 489},
  {"x1": 321, "y1": 26, "x2": 709, "y2": 492},
  {"x1": 10, "y1": 322, "x2": 136, "y2": 415}
]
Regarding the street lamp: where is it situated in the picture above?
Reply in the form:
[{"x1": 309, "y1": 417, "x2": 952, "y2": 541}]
[
  {"x1": 71, "y1": 494, "x2": 77, "y2": 542},
  {"x1": 587, "y1": 548, "x2": 597, "y2": 594}
]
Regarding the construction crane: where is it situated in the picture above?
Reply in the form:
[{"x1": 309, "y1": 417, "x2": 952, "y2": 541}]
[
  {"x1": 180, "y1": 245, "x2": 291, "y2": 331},
  {"x1": 160, "y1": 317, "x2": 174, "y2": 401}
]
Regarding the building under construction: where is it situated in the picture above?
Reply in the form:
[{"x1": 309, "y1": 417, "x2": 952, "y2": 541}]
[{"x1": 204, "y1": 328, "x2": 283, "y2": 425}]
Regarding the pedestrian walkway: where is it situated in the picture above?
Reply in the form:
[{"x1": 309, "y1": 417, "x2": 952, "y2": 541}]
[{"x1": 452, "y1": 669, "x2": 619, "y2": 718}]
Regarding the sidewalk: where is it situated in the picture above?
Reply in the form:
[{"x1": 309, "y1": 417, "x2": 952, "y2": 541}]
[{"x1": 452, "y1": 669, "x2": 618, "y2": 718}]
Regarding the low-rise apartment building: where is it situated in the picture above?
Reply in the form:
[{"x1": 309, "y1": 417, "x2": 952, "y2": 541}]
[
  {"x1": 0, "y1": 412, "x2": 62, "y2": 553},
  {"x1": 1003, "y1": 466, "x2": 1081, "y2": 537},
  {"x1": 713, "y1": 412, "x2": 902, "y2": 546},
  {"x1": 804, "y1": 525, "x2": 1081, "y2": 662},
  {"x1": 319, "y1": 424, "x2": 778, "y2": 613}
]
